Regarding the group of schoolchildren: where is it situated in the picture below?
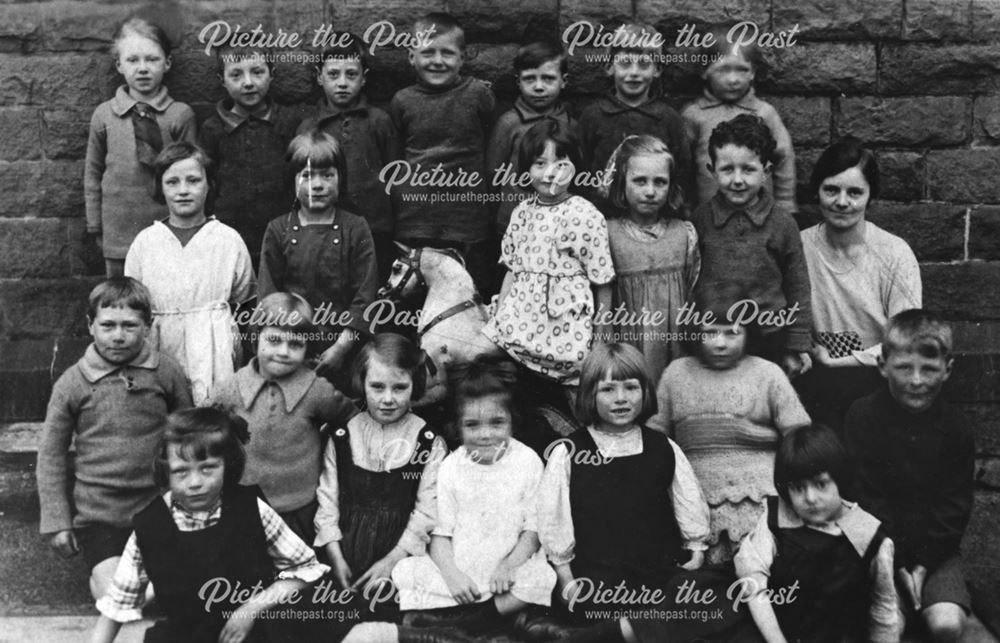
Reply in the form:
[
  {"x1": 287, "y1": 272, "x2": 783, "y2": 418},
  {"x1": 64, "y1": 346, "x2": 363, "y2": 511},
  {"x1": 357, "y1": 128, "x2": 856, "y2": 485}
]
[{"x1": 33, "y1": 8, "x2": 978, "y2": 643}]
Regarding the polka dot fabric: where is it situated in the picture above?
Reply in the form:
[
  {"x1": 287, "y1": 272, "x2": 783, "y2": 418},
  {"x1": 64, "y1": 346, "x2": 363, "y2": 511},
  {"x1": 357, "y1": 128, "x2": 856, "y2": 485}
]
[{"x1": 483, "y1": 195, "x2": 614, "y2": 384}]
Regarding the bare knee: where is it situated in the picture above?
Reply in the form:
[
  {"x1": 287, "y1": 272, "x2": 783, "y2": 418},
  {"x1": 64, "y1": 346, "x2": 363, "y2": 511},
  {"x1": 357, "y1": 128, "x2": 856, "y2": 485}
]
[
  {"x1": 89, "y1": 556, "x2": 120, "y2": 601},
  {"x1": 923, "y1": 602, "x2": 966, "y2": 643}
]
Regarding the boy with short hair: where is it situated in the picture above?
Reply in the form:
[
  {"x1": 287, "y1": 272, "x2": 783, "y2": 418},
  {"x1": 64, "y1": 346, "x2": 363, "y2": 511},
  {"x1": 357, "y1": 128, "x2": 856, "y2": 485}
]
[
  {"x1": 36, "y1": 277, "x2": 192, "y2": 599},
  {"x1": 845, "y1": 309, "x2": 974, "y2": 642},
  {"x1": 198, "y1": 45, "x2": 301, "y2": 267},
  {"x1": 389, "y1": 12, "x2": 497, "y2": 294},
  {"x1": 486, "y1": 39, "x2": 574, "y2": 236},
  {"x1": 299, "y1": 36, "x2": 400, "y2": 281}
]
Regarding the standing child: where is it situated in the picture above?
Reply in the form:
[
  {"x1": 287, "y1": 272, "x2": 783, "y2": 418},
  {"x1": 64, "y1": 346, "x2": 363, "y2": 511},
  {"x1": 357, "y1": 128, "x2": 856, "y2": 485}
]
[
  {"x1": 299, "y1": 36, "x2": 400, "y2": 281},
  {"x1": 258, "y1": 130, "x2": 378, "y2": 383},
  {"x1": 392, "y1": 360, "x2": 556, "y2": 635},
  {"x1": 390, "y1": 12, "x2": 497, "y2": 295},
  {"x1": 845, "y1": 310, "x2": 973, "y2": 642},
  {"x1": 681, "y1": 33, "x2": 795, "y2": 211},
  {"x1": 125, "y1": 142, "x2": 255, "y2": 404},
  {"x1": 37, "y1": 278, "x2": 192, "y2": 601},
  {"x1": 648, "y1": 307, "x2": 811, "y2": 563},
  {"x1": 482, "y1": 119, "x2": 615, "y2": 389},
  {"x1": 691, "y1": 113, "x2": 812, "y2": 375},
  {"x1": 595, "y1": 135, "x2": 699, "y2": 382},
  {"x1": 89, "y1": 407, "x2": 330, "y2": 643},
  {"x1": 198, "y1": 45, "x2": 301, "y2": 269},
  {"x1": 85, "y1": 17, "x2": 196, "y2": 277}
]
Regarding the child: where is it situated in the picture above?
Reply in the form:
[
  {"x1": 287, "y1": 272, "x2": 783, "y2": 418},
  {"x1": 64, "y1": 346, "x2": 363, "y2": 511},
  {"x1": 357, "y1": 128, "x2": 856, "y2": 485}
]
[
  {"x1": 577, "y1": 23, "x2": 692, "y2": 209},
  {"x1": 315, "y1": 333, "x2": 448, "y2": 613},
  {"x1": 691, "y1": 113, "x2": 812, "y2": 376},
  {"x1": 538, "y1": 342, "x2": 710, "y2": 625},
  {"x1": 209, "y1": 293, "x2": 359, "y2": 545},
  {"x1": 681, "y1": 33, "x2": 796, "y2": 211},
  {"x1": 89, "y1": 407, "x2": 330, "y2": 643},
  {"x1": 125, "y1": 142, "x2": 255, "y2": 404},
  {"x1": 486, "y1": 39, "x2": 574, "y2": 236},
  {"x1": 482, "y1": 119, "x2": 615, "y2": 388},
  {"x1": 85, "y1": 17, "x2": 196, "y2": 277},
  {"x1": 198, "y1": 45, "x2": 301, "y2": 269},
  {"x1": 258, "y1": 130, "x2": 377, "y2": 381},
  {"x1": 845, "y1": 310, "x2": 973, "y2": 642},
  {"x1": 299, "y1": 36, "x2": 400, "y2": 281},
  {"x1": 595, "y1": 135, "x2": 699, "y2": 382},
  {"x1": 392, "y1": 360, "x2": 556, "y2": 634},
  {"x1": 390, "y1": 12, "x2": 497, "y2": 295},
  {"x1": 648, "y1": 306, "x2": 811, "y2": 562},
  {"x1": 37, "y1": 277, "x2": 192, "y2": 601}
]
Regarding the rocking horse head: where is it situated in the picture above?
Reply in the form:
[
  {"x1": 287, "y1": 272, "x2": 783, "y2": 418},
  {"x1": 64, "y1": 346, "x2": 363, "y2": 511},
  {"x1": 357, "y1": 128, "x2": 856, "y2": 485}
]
[{"x1": 376, "y1": 242, "x2": 469, "y2": 302}]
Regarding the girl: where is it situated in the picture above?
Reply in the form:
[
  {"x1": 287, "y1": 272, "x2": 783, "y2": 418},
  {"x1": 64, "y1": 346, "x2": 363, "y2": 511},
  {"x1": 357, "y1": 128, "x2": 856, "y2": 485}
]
[
  {"x1": 596, "y1": 135, "x2": 700, "y2": 381},
  {"x1": 538, "y1": 342, "x2": 711, "y2": 631},
  {"x1": 85, "y1": 17, "x2": 196, "y2": 277},
  {"x1": 648, "y1": 302, "x2": 811, "y2": 563},
  {"x1": 90, "y1": 407, "x2": 329, "y2": 643},
  {"x1": 258, "y1": 129, "x2": 378, "y2": 386},
  {"x1": 483, "y1": 118, "x2": 615, "y2": 389},
  {"x1": 392, "y1": 360, "x2": 556, "y2": 634},
  {"x1": 125, "y1": 142, "x2": 255, "y2": 404},
  {"x1": 314, "y1": 333, "x2": 447, "y2": 603}
]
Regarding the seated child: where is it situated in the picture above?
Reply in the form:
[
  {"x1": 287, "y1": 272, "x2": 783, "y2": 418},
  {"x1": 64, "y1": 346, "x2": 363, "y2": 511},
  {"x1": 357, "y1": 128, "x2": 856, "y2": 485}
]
[
  {"x1": 89, "y1": 407, "x2": 329, "y2": 643},
  {"x1": 37, "y1": 277, "x2": 191, "y2": 600},
  {"x1": 845, "y1": 309, "x2": 974, "y2": 642}
]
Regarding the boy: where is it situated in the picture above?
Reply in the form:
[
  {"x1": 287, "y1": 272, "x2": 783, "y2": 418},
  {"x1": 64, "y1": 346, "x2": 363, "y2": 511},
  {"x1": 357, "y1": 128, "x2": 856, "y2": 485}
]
[
  {"x1": 691, "y1": 113, "x2": 812, "y2": 376},
  {"x1": 36, "y1": 277, "x2": 192, "y2": 599},
  {"x1": 577, "y1": 23, "x2": 692, "y2": 207},
  {"x1": 198, "y1": 45, "x2": 301, "y2": 268},
  {"x1": 299, "y1": 36, "x2": 400, "y2": 281},
  {"x1": 681, "y1": 34, "x2": 796, "y2": 211},
  {"x1": 486, "y1": 39, "x2": 574, "y2": 236},
  {"x1": 389, "y1": 12, "x2": 497, "y2": 295},
  {"x1": 845, "y1": 310, "x2": 974, "y2": 642}
]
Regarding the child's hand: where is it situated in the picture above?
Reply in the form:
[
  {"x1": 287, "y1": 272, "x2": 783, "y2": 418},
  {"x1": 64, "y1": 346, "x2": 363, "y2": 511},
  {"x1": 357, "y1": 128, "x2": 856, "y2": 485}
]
[
  {"x1": 325, "y1": 543, "x2": 353, "y2": 590},
  {"x1": 680, "y1": 550, "x2": 705, "y2": 571},
  {"x1": 781, "y1": 352, "x2": 812, "y2": 378},
  {"x1": 353, "y1": 549, "x2": 406, "y2": 596},
  {"x1": 50, "y1": 530, "x2": 79, "y2": 558},
  {"x1": 489, "y1": 560, "x2": 516, "y2": 595},
  {"x1": 895, "y1": 566, "x2": 924, "y2": 611},
  {"x1": 812, "y1": 344, "x2": 834, "y2": 367},
  {"x1": 219, "y1": 605, "x2": 256, "y2": 643},
  {"x1": 442, "y1": 568, "x2": 480, "y2": 604},
  {"x1": 315, "y1": 345, "x2": 345, "y2": 375}
]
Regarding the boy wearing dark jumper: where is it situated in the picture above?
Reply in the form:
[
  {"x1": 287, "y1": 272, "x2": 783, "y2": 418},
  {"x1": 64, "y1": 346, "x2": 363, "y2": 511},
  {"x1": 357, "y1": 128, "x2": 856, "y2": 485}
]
[{"x1": 845, "y1": 309, "x2": 973, "y2": 642}]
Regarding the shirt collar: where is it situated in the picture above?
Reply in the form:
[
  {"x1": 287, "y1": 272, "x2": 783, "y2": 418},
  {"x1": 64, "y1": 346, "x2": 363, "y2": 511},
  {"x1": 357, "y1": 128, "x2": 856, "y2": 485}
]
[
  {"x1": 711, "y1": 190, "x2": 774, "y2": 227},
  {"x1": 776, "y1": 497, "x2": 881, "y2": 557},
  {"x1": 163, "y1": 491, "x2": 223, "y2": 521},
  {"x1": 696, "y1": 86, "x2": 760, "y2": 110},
  {"x1": 215, "y1": 97, "x2": 275, "y2": 133},
  {"x1": 236, "y1": 358, "x2": 316, "y2": 411},
  {"x1": 78, "y1": 341, "x2": 159, "y2": 383},
  {"x1": 598, "y1": 91, "x2": 664, "y2": 118},
  {"x1": 110, "y1": 84, "x2": 173, "y2": 117},
  {"x1": 512, "y1": 96, "x2": 567, "y2": 123}
]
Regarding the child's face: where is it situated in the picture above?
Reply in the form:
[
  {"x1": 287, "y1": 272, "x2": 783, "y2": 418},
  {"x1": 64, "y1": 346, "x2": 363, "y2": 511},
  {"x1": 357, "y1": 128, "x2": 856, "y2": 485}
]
[
  {"x1": 458, "y1": 394, "x2": 512, "y2": 465},
  {"x1": 710, "y1": 143, "x2": 770, "y2": 208},
  {"x1": 705, "y1": 54, "x2": 754, "y2": 104},
  {"x1": 878, "y1": 349, "x2": 952, "y2": 414},
  {"x1": 116, "y1": 33, "x2": 170, "y2": 100},
  {"x1": 593, "y1": 373, "x2": 644, "y2": 432},
  {"x1": 296, "y1": 163, "x2": 339, "y2": 214},
  {"x1": 256, "y1": 327, "x2": 307, "y2": 380},
  {"x1": 787, "y1": 472, "x2": 845, "y2": 527},
  {"x1": 162, "y1": 157, "x2": 209, "y2": 220},
  {"x1": 517, "y1": 59, "x2": 565, "y2": 112},
  {"x1": 818, "y1": 165, "x2": 871, "y2": 232},
  {"x1": 167, "y1": 443, "x2": 225, "y2": 513},
  {"x1": 409, "y1": 30, "x2": 463, "y2": 89},
  {"x1": 529, "y1": 140, "x2": 574, "y2": 204},
  {"x1": 364, "y1": 356, "x2": 413, "y2": 425},
  {"x1": 606, "y1": 51, "x2": 660, "y2": 105},
  {"x1": 624, "y1": 153, "x2": 671, "y2": 220},
  {"x1": 699, "y1": 322, "x2": 747, "y2": 370},
  {"x1": 221, "y1": 55, "x2": 272, "y2": 111},
  {"x1": 88, "y1": 305, "x2": 148, "y2": 365},
  {"x1": 318, "y1": 57, "x2": 366, "y2": 109}
]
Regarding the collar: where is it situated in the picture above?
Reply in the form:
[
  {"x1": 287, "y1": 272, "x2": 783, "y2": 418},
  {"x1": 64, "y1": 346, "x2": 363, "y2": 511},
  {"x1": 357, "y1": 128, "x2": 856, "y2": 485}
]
[
  {"x1": 598, "y1": 91, "x2": 664, "y2": 118},
  {"x1": 512, "y1": 95, "x2": 567, "y2": 123},
  {"x1": 78, "y1": 341, "x2": 158, "y2": 383},
  {"x1": 695, "y1": 86, "x2": 760, "y2": 111},
  {"x1": 236, "y1": 358, "x2": 316, "y2": 412},
  {"x1": 110, "y1": 84, "x2": 173, "y2": 117},
  {"x1": 314, "y1": 95, "x2": 370, "y2": 125},
  {"x1": 711, "y1": 190, "x2": 773, "y2": 227},
  {"x1": 414, "y1": 75, "x2": 471, "y2": 94},
  {"x1": 215, "y1": 98, "x2": 275, "y2": 133},
  {"x1": 776, "y1": 497, "x2": 881, "y2": 557}
]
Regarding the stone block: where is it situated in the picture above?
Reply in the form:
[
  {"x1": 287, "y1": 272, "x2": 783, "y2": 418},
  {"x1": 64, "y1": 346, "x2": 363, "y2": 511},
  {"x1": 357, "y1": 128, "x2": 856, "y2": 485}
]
[
  {"x1": 903, "y1": 0, "x2": 970, "y2": 40},
  {"x1": 928, "y1": 148, "x2": 1000, "y2": 203},
  {"x1": 165, "y1": 47, "x2": 225, "y2": 106},
  {"x1": 0, "y1": 340, "x2": 54, "y2": 422},
  {"x1": 959, "y1": 403, "x2": 1000, "y2": 455},
  {"x1": 970, "y1": 0, "x2": 1000, "y2": 42},
  {"x1": 38, "y1": 1, "x2": 135, "y2": 52},
  {"x1": 766, "y1": 96, "x2": 831, "y2": 147},
  {"x1": 881, "y1": 44, "x2": 1000, "y2": 95},
  {"x1": 0, "y1": 278, "x2": 99, "y2": 340},
  {"x1": 0, "y1": 219, "x2": 71, "y2": 279},
  {"x1": 0, "y1": 161, "x2": 43, "y2": 217},
  {"x1": 465, "y1": 44, "x2": 520, "y2": 98},
  {"x1": 560, "y1": 0, "x2": 633, "y2": 30},
  {"x1": 448, "y1": 0, "x2": 559, "y2": 44},
  {"x1": 924, "y1": 263, "x2": 1000, "y2": 321},
  {"x1": 772, "y1": 0, "x2": 901, "y2": 40},
  {"x1": 839, "y1": 96, "x2": 970, "y2": 146},
  {"x1": 40, "y1": 109, "x2": 90, "y2": 161},
  {"x1": 0, "y1": 53, "x2": 110, "y2": 107},
  {"x1": 0, "y1": 160, "x2": 86, "y2": 219},
  {"x1": 760, "y1": 43, "x2": 876, "y2": 94},
  {"x1": 0, "y1": 3, "x2": 43, "y2": 54},
  {"x1": 865, "y1": 202, "x2": 965, "y2": 262},
  {"x1": 948, "y1": 354, "x2": 1000, "y2": 402},
  {"x1": 970, "y1": 207, "x2": 1000, "y2": 261},
  {"x1": 964, "y1": 491, "x2": 1000, "y2": 628},
  {"x1": 0, "y1": 108, "x2": 41, "y2": 161},
  {"x1": 324, "y1": 0, "x2": 446, "y2": 39},
  {"x1": 973, "y1": 95, "x2": 1000, "y2": 144},
  {"x1": 793, "y1": 147, "x2": 822, "y2": 207},
  {"x1": 876, "y1": 151, "x2": 926, "y2": 202}
]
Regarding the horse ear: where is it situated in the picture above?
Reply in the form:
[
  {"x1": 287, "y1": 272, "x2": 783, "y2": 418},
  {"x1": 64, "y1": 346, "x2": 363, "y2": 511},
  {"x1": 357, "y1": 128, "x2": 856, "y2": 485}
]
[{"x1": 394, "y1": 241, "x2": 412, "y2": 256}]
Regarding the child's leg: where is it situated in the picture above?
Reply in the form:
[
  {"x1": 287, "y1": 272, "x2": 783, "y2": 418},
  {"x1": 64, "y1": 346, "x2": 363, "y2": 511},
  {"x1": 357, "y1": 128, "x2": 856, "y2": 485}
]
[
  {"x1": 920, "y1": 555, "x2": 971, "y2": 642},
  {"x1": 923, "y1": 603, "x2": 966, "y2": 642},
  {"x1": 90, "y1": 556, "x2": 120, "y2": 600},
  {"x1": 76, "y1": 524, "x2": 132, "y2": 600}
]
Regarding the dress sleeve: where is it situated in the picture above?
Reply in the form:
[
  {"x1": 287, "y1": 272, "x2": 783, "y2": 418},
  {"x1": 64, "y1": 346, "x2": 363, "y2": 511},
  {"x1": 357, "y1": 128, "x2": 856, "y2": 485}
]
[
  {"x1": 572, "y1": 202, "x2": 615, "y2": 285},
  {"x1": 668, "y1": 438, "x2": 710, "y2": 551},
  {"x1": 84, "y1": 108, "x2": 107, "y2": 234},
  {"x1": 733, "y1": 507, "x2": 776, "y2": 580},
  {"x1": 313, "y1": 439, "x2": 342, "y2": 547},
  {"x1": 499, "y1": 203, "x2": 525, "y2": 269},
  {"x1": 258, "y1": 498, "x2": 329, "y2": 582},
  {"x1": 886, "y1": 241, "x2": 922, "y2": 314},
  {"x1": 537, "y1": 442, "x2": 575, "y2": 565},
  {"x1": 764, "y1": 106, "x2": 796, "y2": 212},
  {"x1": 431, "y1": 455, "x2": 457, "y2": 537},
  {"x1": 229, "y1": 236, "x2": 256, "y2": 306},
  {"x1": 395, "y1": 435, "x2": 447, "y2": 556},
  {"x1": 768, "y1": 366, "x2": 811, "y2": 433},
  {"x1": 520, "y1": 452, "x2": 545, "y2": 534},
  {"x1": 95, "y1": 533, "x2": 148, "y2": 623},
  {"x1": 869, "y1": 537, "x2": 903, "y2": 643}
]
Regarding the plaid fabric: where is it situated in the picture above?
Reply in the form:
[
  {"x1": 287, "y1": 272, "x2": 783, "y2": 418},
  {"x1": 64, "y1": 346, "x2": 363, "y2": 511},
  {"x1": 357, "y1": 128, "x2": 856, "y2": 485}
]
[
  {"x1": 131, "y1": 102, "x2": 163, "y2": 170},
  {"x1": 816, "y1": 330, "x2": 864, "y2": 359}
]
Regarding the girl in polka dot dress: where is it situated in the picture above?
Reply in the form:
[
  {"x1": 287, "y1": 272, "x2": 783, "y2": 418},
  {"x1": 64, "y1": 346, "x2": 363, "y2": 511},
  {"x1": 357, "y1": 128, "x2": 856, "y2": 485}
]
[{"x1": 483, "y1": 119, "x2": 615, "y2": 387}]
